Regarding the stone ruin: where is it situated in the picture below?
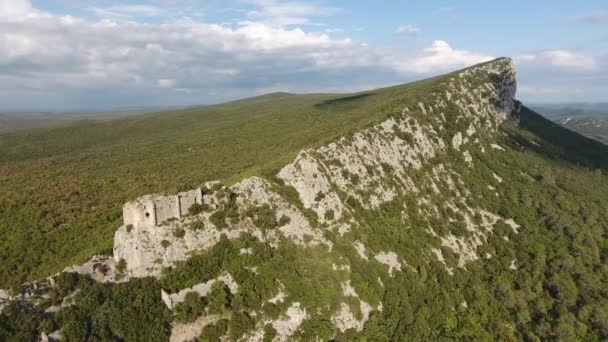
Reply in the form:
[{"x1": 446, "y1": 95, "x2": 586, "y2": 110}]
[{"x1": 122, "y1": 187, "x2": 204, "y2": 228}]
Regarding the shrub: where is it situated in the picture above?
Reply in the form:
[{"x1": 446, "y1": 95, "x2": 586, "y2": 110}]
[
  {"x1": 278, "y1": 215, "x2": 291, "y2": 227},
  {"x1": 173, "y1": 228, "x2": 185, "y2": 239},
  {"x1": 188, "y1": 203, "x2": 203, "y2": 216},
  {"x1": 263, "y1": 324, "x2": 278, "y2": 342},
  {"x1": 126, "y1": 224, "x2": 134, "y2": 233},
  {"x1": 115, "y1": 259, "x2": 127, "y2": 274},
  {"x1": 207, "y1": 282, "x2": 232, "y2": 315},
  {"x1": 210, "y1": 210, "x2": 228, "y2": 229},
  {"x1": 246, "y1": 204, "x2": 277, "y2": 230},
  {"x1": 173, "y1": 292, "x2": 208, "y2": 323},
  {"x1": 161, "y1": 240, "x2": 171, "y2": 249},
  {"x1": 324, "y1": 209, "x2": 335, "y2": 221},
  {"x1": 315, "y1": 191, "x2": 326, "y2": 202},
  {"x1": 190, "y1": 220, "x2": 204, "y2": 230},
  {"x1": 199, "y1": 319, "x2": 229, "y2": 341}
]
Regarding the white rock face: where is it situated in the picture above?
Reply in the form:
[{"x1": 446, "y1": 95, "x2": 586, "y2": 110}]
[
  {"x1": 493, "y1": 172, "x2": 504, "y2": 183},
  {"x1": 353, "y1": 241, "x2": 369, "y2": 260},
  {"x1": 505, "y1": 219, "x2": 520, "y2": 233},
  {"x1": 272, "y1": 302, "x2": 307, "y2": 341},
  {"x1": 331, "y1": 280, "x2": 377, "y2": 332},
  {"x1": 114, "y1": 177, "x2": 331, "y2": 277},
  {"x1": 374, "y1": 251, "x2": 402, "y2": 276},
  {"x1": 170, "y1": 314, "x2": 225, "y2": 342},
  {"x1": 0, "y1": 289, "x2": 12, "y2": 312}
]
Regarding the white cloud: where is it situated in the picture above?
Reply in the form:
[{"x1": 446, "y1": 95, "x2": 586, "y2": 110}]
[
  {"x1": 157, "y1": 79, "x2": 176, "y2": 88},
  {"x1": 393, "y1": 40, "x2": 494, "y2": 73},
  {"x1": 0, "y1": 0, "x2": 33, "y2": 20},
  {"x1": 575, "y1": 10, "x2": 608, "y2": 24},
  {"x1": 395, "y1": 24, "x2": 420, "y2": 36},
  {"x1": 91, "y1": 5, "x2": 166, "y2": 19},
  {"x1": 244, "y1": 0, "x2": 339, "y2": 27},
  {"x1": 0, "y1": 2, "x2": 499, "y2": 110},
  {"x1": 516, "y1": 50, "x2": 597, "y2": 70}
]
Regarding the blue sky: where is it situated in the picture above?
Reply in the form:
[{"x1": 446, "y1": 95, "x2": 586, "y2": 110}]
[{"x1": 0, "y1": 0, "x2": 606, "y2": 111}]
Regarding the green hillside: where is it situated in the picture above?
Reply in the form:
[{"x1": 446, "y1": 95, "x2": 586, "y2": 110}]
[
  {"x1": 2, "y1": 58, "x2": 608, "y2": 341},
  {"x1": 0, "y1": 71, "x2": 450, "y2": 286}
]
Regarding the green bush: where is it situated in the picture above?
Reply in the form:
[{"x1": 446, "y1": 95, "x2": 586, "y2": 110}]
[
  {"x1": 246, "y1": 204, "x2": 277, "y2": 230},
  {"x1": 115, "y1": 259, "x2": 127, "y2": 274},
  {"x1": 173, "y1": 292, "x2": 208, "y2": 323},
  {"x1": 173, "y1": 228, "x2": 185, "y2": 239},
  {"x1": 199, "y1": 319, "x2": 229, "y2": 341},
  {"x1": 207, "y1": 282, "x2": 232, "y2": 315},
  {"x1": 188, "y1": 203, "x2": 203, "y2": 216},
  {"x1": 161, "y1": 240, "x2": 171, "y2": 249},
  {"x1": 315, "y1": 191, "x2": 326, "y2": 202},
  {"x1": 190, "y1": 220, "x2": 204, "y2": 230},
  {"x1": 278, "y1": 215, "x2": 291, "y2": 227},
  {"x1": 209, "y1": 210, "x2": 227, "y2": 229}
]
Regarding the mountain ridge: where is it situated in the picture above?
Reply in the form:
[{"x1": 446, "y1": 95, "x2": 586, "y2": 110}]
[{"x1": 1, "y1": 58, "x2": 608, "y2": 341}]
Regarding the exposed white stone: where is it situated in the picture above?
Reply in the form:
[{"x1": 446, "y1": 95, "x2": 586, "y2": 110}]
[
  {"x1": 374, "y1": 251, "x2": 402, "y2": 276},
  {"x1": 452, "y1": 132, "x2": 463, "y2": 150},
  {"x1": 170, "y1": 315, "x2": 225, "y2": 342},
  {"x1": 272, "y1": 302, "x2": 307, "y2": 341},
  {"x1": 504, "y1": 219, "x2": 520, "y2": 234},
  {"x1": 430, "y1": 248, "x2": 455, "y2": 275},
  {"x1": 341, "y1": 280, "x2": 358, "y2": 297},
  {"x1": 491, "y1": 144, "x2": 505, "y2": 151},
  {"x1": 240, "y1": 248, "x2": 253, "y2": 255},
  {"x1": 493, "y1": 172, "x2": 503, "y2": 183},
  {"x1": 463, "y1": 150, "x2": 473, "y2": 167},
  {"x1": 353, "y1": 241, "x2": 369, "y2": 260},
  {"x1": 268, "y1": 283, "x2": 287, "y2": 304},
  {"x1": 0, "y1": 289, "x2": 13, "y2": 312},
  {"x1": 62, "y1": 255, "x2": 117, "y2": 283},
  {"x1": 418, "y1": 102, "x2": 427, "y2": 114}
]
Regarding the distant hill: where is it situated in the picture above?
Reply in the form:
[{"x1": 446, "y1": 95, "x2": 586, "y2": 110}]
[
  {"x1": 530, "y1": 104, "x2": 608, "y2": 144},
  {"x1": 530, "y1": 103, "x2": 608, "y2": 120},
  {"x1": 556, "y1": 116, "x2": 608, "y2": 145},
  {"x1": 0, "y1": 107, "x2": 191, "y2": 133}
]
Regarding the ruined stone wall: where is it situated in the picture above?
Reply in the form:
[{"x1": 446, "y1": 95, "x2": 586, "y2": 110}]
[
  {"x1": 177, "y1": 188, "x2": 203, "y2": 217},
  {"x1": 122, "y1": 188, "x2": 204, "y2": 228},
  {"x1": 123, "y1": 197, "x2": 157, "y2": 228},
  {"x1": 154, "y1": 195, "x2": 179, "y2": 225}
]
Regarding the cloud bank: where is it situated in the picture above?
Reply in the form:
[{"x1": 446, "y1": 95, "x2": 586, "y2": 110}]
[{"x1": 4, "y1": 0, "x2": 603, "y2": 109}]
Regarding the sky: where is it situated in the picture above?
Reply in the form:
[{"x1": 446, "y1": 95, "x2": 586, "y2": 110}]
[{"x1": 0, "y1": 0, "x2": 606, "y2": 111}]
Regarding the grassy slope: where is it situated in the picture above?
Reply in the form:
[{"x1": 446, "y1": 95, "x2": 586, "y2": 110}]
[{"x1": 0, "y1": 72, "x2": 449, "y2": 286}]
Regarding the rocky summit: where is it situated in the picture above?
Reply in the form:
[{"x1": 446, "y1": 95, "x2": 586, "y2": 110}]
[{"x1": 2, "y1": 58, "x2": 608, "y2": 341}]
